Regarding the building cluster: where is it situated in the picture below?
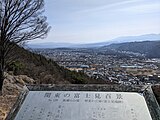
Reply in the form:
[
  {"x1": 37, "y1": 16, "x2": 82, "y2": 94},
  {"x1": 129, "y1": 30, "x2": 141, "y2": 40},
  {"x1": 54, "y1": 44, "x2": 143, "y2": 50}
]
[{"x1": 34, "y1": 48, "x2": 160, "y2": 85}]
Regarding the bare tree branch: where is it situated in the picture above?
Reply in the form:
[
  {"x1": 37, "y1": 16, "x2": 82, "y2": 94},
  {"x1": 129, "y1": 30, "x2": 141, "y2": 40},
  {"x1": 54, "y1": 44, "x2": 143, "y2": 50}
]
[{"x1": 0, "y1": 0, "x2": 50, "y2": 91}]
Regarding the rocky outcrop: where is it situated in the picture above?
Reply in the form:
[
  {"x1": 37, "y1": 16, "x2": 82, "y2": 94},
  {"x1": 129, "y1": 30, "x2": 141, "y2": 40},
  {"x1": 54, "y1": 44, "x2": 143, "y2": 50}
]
[
  {"x1": 0, "y1": 73, "x2": 35, "y2": 120},
  {"x1": 0, "y1": 95, "x2": 17, "y2": 120},
  {"x1": 3, "y1": 73, "x2": 35, "y2": 95}
]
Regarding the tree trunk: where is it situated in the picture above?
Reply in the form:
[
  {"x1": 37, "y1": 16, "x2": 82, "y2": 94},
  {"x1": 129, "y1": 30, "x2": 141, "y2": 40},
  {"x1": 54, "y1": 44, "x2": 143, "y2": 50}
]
[{"x1": 0, "y1": 69, "x2": 4, "y2": 94}]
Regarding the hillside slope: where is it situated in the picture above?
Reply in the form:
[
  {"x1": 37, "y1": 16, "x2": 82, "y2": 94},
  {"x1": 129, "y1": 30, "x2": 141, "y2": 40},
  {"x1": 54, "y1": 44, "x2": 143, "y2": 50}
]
[
  {"x1": 106, "y1": 41, "x2": 160, "y2": 58},
  {"x1": 6, "y1": 45, "x2": 107, "y2": 84}
]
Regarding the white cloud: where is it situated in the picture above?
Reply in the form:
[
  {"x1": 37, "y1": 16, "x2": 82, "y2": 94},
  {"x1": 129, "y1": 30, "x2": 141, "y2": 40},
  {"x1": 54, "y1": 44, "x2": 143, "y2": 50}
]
[
  {"x1": 118, "y1": 2, "x2": 160, "y2": 14},
  {"x1": 38, "y1": 0, "x2": 160, "y2": 43}
]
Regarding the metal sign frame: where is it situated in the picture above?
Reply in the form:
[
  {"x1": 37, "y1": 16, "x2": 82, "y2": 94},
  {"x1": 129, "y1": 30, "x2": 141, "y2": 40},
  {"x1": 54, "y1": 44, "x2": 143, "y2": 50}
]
[{"x1": 6, "y1": 84, "x2": 160, "y2": 120}]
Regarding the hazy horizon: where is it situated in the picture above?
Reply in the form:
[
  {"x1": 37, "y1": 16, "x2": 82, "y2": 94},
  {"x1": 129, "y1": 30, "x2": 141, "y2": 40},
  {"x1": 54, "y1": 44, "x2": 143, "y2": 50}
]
[
  {"x1": 29, "y1": 33, "x2": 160, "y2": 44},
  {"x1": 31, "y1": 0, "x2": 160, "y2": 44}
]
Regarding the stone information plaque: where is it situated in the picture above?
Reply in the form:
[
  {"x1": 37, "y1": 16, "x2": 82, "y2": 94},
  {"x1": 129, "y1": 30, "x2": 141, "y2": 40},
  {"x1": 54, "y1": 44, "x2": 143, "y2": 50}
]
[{"x1": 14, "y1": 91, "x2": 152, "y2": 120}]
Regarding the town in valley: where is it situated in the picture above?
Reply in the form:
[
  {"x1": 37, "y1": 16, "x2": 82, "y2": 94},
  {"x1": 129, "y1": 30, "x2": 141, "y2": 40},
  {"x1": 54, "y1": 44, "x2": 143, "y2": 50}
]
[{"x1": 33, "y1": 47, "x2": 160, "y2": 86}]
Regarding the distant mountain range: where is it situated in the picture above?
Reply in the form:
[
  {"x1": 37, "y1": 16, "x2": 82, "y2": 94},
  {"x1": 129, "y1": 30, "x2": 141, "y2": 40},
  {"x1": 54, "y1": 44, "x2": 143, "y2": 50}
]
[
  {"x1": 104, "y1": 40, "x2": 160, "y2": 58},
  {"x1": 28, "y1": 33, "x2": 160, "y2": 48},
  {"x1": 76, "y1": 33, "x2": 160, "y2": 48}
]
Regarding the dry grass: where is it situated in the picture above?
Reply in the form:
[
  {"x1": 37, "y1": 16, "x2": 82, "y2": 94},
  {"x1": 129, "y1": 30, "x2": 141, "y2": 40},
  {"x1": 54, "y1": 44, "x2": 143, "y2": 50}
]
[{"x1": 0, "y1": 95, "x2": 17, "y2": 120}]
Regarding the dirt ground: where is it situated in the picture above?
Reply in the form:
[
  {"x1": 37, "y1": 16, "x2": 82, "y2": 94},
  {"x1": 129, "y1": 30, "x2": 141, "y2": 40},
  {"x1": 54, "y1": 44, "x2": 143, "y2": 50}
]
[
  {"x1": 0, "y1": 95, "x2": 18, "y2": 120},
  {"x1": 0, "y1": 73, "x2": 35, "y2": 120}
]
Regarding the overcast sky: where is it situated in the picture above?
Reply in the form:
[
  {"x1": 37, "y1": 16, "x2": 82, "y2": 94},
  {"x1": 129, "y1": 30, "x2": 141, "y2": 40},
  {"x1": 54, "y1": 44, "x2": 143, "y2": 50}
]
[{"x1": 33, "y1": 0, "x2": 160, "y2": 44}]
